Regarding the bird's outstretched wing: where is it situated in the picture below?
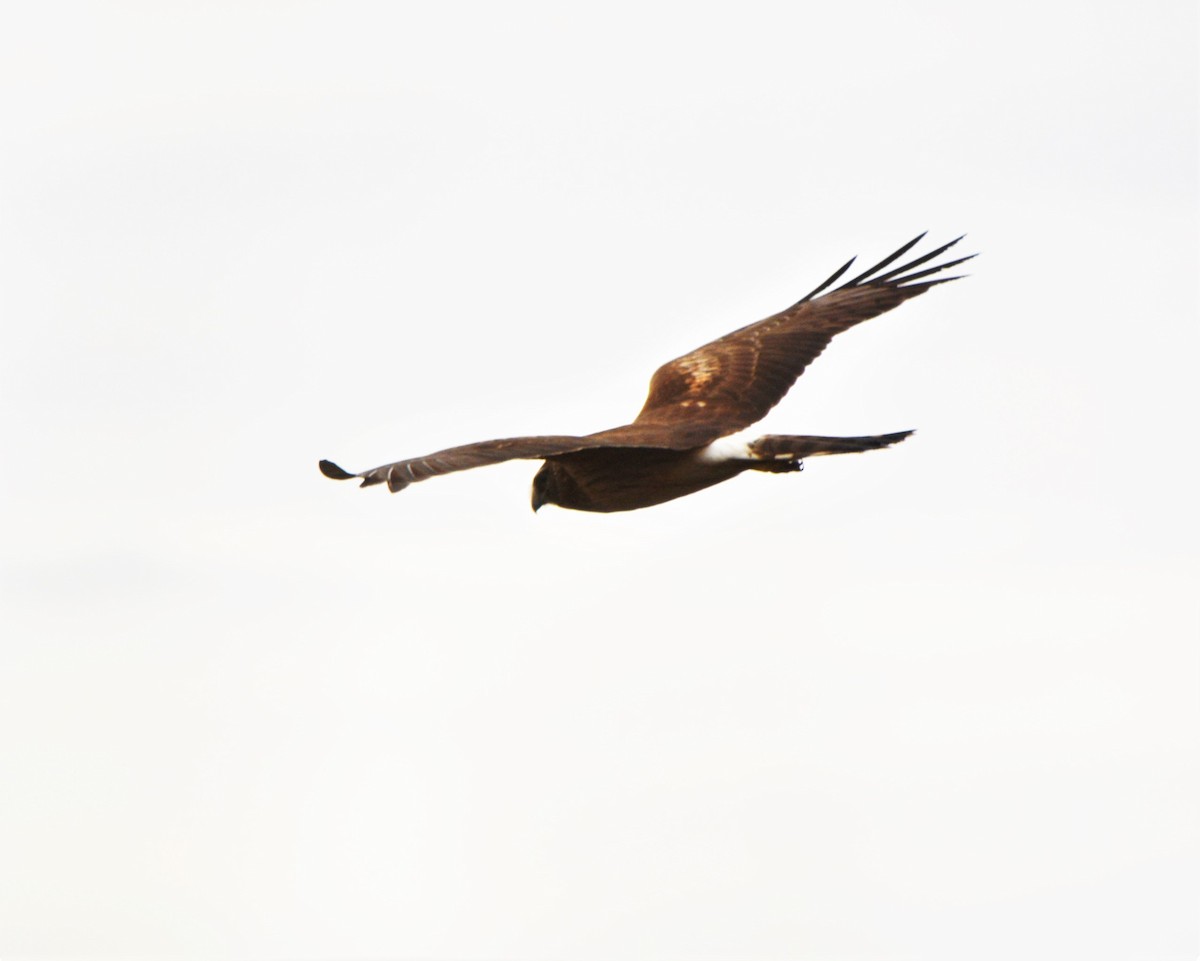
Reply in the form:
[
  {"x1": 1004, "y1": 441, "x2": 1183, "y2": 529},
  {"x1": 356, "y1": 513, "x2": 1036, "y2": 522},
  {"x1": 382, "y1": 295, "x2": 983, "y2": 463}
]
[
  {"x1": 319, "y1": 432, "x2": 672, "y2": 492},
  {"x1": 632, "y1": 233, "x2": 973, "y2": 442}
]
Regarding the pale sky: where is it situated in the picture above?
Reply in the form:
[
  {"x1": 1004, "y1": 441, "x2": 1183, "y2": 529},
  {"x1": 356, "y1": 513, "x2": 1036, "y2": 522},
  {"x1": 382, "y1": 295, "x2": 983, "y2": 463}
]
[{"x1": 2, "y1": 3, "x2": 1197, "y2": 959}]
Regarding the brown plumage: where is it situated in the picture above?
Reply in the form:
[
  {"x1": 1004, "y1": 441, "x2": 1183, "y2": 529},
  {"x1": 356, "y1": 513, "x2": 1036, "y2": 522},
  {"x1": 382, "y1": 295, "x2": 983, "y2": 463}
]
[{"x1": 319, "y1": 233, "x2": 973, "y2": 513}]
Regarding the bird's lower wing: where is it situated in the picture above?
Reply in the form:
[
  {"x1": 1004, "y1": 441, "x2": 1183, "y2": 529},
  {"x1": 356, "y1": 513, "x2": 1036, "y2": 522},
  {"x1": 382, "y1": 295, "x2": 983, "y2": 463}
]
[{"x1": 319, "y1": 428, "x2": 674, "y2": 493}]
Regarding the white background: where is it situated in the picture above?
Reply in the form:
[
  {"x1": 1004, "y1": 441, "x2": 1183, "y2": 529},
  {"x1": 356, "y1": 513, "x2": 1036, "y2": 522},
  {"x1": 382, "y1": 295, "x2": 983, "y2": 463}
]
[{"x1": 2, "y1": 3, "x2": 1196, "y2": 958}]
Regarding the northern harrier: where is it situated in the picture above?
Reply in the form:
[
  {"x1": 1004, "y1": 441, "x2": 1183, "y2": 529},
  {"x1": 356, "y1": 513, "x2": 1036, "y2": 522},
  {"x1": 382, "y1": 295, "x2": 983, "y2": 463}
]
[{"x1": 319, "y1": 233, "x2": 972, "y2": 512}]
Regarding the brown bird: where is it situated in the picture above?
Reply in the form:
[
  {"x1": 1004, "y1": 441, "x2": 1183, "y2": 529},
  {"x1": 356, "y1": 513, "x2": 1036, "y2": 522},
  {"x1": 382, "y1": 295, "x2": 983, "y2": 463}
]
[{"x1": 320, "y1": 233, "x2": 972, "y2": 513}]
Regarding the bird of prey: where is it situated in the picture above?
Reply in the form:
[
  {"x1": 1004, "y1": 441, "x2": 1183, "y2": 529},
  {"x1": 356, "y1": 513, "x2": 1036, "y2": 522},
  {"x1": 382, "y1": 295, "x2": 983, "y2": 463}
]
[{"x1": 319, "y1": 233, "x2": 972, "y2": 513}]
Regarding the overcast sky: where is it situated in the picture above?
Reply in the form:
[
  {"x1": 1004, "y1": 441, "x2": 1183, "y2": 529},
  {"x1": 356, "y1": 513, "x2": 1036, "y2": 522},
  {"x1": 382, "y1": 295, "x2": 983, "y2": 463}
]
[{"x1": 2, "y1": 3, "x2": 1197, "y2": 959}]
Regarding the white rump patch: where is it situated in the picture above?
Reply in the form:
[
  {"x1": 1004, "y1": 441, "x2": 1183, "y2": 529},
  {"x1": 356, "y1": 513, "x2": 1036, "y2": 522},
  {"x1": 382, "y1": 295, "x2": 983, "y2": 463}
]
[{"x1": 695, "y1": 432, "x2": 756, "y2": 464}]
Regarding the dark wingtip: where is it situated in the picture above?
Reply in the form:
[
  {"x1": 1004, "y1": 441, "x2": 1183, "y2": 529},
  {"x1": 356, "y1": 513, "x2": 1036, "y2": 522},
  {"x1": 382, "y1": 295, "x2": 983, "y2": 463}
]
[
  {"x1": 319, "y1": 459, "x2": 357, "y2": 481},
  {"x1": 794, "y1": 255, "x2": 857, "y2": 305},
  {"x1": 874, "y1": 429, "x2": 915, "y2": 449}
]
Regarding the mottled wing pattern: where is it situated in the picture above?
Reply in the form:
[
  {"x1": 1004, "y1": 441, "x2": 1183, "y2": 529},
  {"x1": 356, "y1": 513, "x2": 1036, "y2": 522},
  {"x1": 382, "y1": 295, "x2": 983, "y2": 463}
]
[
  {"x1": 318, "y1": 430, "x2": 678, "y2": 492},
  {"x1": 633, "y1": 234, "x2": 973, "y2": 443}
]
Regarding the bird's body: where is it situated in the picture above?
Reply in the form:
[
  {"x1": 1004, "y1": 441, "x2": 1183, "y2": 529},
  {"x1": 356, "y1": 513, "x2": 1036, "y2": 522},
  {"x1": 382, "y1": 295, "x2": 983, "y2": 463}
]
[
  {"x1": 528, "y1": 432, "x2": 912, "y2": 513},
  {"x1": 320, "y1": 234, "x2": 972, "y2": 513},
  {"x1": 532, "y1": 444, "x2": 752, "y2": 514}
]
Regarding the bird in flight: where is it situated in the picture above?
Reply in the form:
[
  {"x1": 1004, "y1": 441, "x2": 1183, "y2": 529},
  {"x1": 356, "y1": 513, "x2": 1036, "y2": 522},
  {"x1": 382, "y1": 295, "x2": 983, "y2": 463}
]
[{"x1": 320, "y1": 233, "x2": 972, "y2": 513}]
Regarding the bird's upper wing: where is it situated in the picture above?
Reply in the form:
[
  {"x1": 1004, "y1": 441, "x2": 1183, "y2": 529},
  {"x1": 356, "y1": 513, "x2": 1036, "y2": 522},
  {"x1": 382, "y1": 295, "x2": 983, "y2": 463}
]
[
  {"x1": 318, "y1": 429, "x2": 677, "y2": 492},
  {"x1": 632, "y1": 233, "x2": 973, "y2": 443}
]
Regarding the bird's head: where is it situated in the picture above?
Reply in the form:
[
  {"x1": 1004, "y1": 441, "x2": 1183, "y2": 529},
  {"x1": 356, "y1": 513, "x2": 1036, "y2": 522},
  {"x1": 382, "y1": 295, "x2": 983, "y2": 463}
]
[{"x1": 531, "y1": 462, "x2": 555, "y2": 513}]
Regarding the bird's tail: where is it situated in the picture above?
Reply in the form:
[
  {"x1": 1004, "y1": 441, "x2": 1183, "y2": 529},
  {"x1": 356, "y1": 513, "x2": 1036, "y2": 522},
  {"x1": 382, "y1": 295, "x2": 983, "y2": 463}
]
[{"x1": 748, "y1": 430, "x2": 913, "y2": 464}]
